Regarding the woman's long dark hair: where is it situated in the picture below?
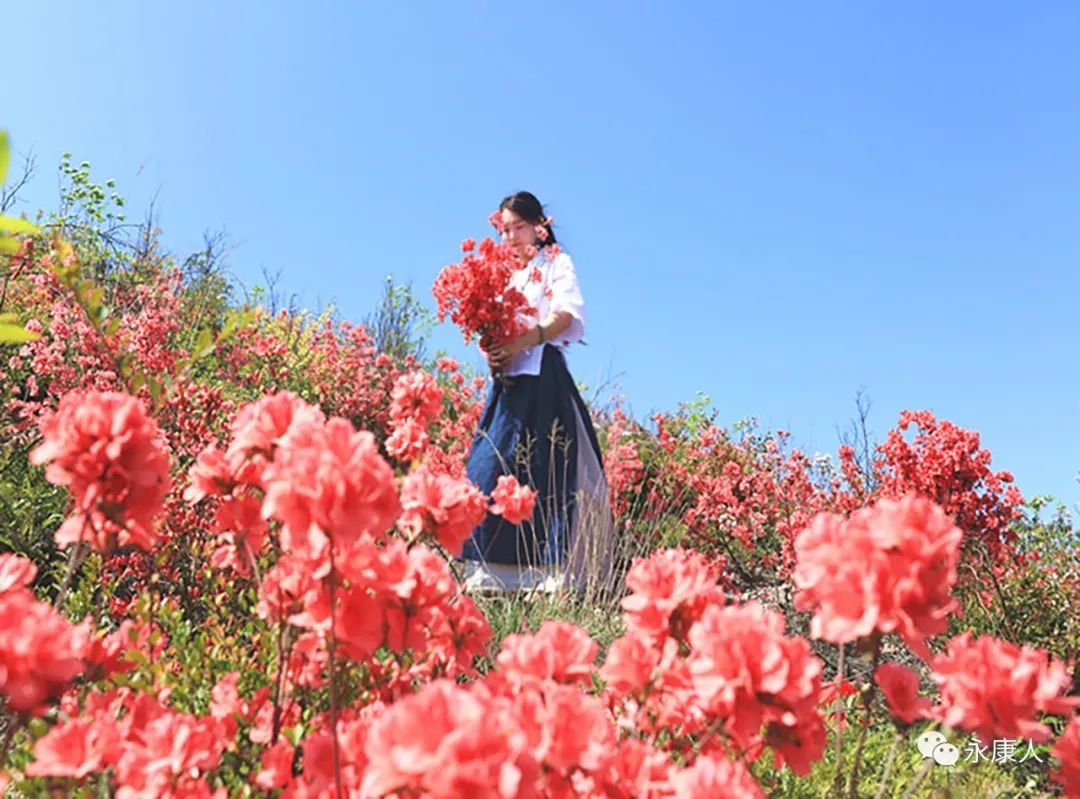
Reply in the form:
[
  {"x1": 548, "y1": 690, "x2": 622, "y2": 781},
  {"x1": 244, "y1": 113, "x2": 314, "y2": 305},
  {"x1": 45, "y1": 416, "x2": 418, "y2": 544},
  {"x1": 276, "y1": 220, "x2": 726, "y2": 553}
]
[{"x1": 499, "y1": 191, "x2": 557, "y2": 246}]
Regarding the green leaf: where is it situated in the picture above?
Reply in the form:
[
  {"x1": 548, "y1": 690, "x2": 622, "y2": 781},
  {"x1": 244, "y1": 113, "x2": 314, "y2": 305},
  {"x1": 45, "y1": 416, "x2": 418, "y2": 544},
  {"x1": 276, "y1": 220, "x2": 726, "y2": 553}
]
[
  {"x1": 0, "y1": 130, "x2": 9, "y2": 184},
  {"x1": 0, "y1": 237, "x2": 19, "y2": 255},
  {"x1": 149, "y1": 378, "x2": 163, "y2": 407},
  {"x1": 173, "y1": 355, "x2": 192, "y2": 377},
  {"x1": 0, "y1": 214, "x2": 37, "y2": 235},
  {"x1": 0, "y1": 323, "x2": 39, "y2": 344},
  {"x1": 83, "y1": 285, "x2": 104, "y2": 314},
  {"x1": 193, "y1": 327, "x2": 215, "y2": 360},
  {"x1": 221, "y1": 307, "x2": 256, "y2": 338}
]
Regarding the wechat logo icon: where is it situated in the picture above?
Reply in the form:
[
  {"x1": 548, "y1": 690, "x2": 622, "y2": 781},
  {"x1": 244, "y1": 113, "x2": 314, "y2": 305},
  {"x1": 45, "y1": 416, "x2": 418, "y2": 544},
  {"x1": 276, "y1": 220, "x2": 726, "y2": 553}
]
[{"x1": 916, "y1": 730, "x2": 959, "y2": 767}]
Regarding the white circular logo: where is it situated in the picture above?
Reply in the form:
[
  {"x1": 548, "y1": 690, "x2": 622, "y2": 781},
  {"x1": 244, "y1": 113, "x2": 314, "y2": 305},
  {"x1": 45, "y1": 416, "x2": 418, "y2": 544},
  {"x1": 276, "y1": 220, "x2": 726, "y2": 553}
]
[
  {"x1": 916, "y1": 730, "x2": 948, "y2": 759},
  {"x1": 932, "y1": 742, "x2": 960, "y2": 767}
]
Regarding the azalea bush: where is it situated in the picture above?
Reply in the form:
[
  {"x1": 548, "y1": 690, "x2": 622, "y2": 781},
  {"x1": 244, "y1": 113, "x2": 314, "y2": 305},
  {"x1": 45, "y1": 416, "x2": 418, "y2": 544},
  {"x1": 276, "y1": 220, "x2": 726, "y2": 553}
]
[
  {"x1": 0, "y1": 138, "x2": 1078, "y2": 797},
  {"x1": 955, "y1": 497, "x2": 1080, "y2": 670},
  {"x1": 3, "y1": 392, "x2": 1078, "y2": 796},
  {"x1": 599, "y1": 397, "x2": 1026, "y2": 591}
]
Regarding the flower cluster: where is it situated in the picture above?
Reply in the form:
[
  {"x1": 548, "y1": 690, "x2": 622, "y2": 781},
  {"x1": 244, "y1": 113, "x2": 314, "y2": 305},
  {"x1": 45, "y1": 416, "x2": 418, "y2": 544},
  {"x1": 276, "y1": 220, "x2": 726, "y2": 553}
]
[
  {"x1": 27, "y1": 690, "x2": 230, "y2": 798},
  {"x1": 385, "y1": 369, "x2": 444, "y2": 462},
  {"x1": 930, "y1": 633, "x2": 1080, "y2": 742},
  {"x1": 489, "y1": 474, "x2": 537, "y2": 526},
  {"x1": 30, "y1": 390, "x2": 172, "y2": 551},
  {"x1": 876, "y1": 410, "x2": 1024, "y2": 559},
  {"x1": 0, "y1": 553, "x2": 139, "y2": 714},
  {"x1": 432, "y1": 237, "x2": 537, "y2": 350},
  {"x1": 793, "y1": 493, "x2": 963, "y2": 658}
]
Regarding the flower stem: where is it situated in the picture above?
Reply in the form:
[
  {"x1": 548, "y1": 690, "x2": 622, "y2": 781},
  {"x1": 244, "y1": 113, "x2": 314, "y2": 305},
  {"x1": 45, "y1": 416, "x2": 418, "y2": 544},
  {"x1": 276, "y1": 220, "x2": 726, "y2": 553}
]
[
  {"x1": 53, "y1": 522, "x2": 91, "y2": 612},
  {"x1": 845, "y1": 645, "x2": 881, "y2": 798},
  {"x1": 327, "y1": 542, "x2": 344, "y2": 799},
  {"x1": 832, "y1": 643, "x2": 846, "y2": 798},
  {"x1": 691, "y1": 716, "x2": 729, "y2": 759},
  {"x1": 244, "y1": 536, "x2": 263, "y2": 588},
  {"x1": 845, "y1": 695, "x2": 872, "y2": 798},
  {"x1": 898, "y1": 758, "x2": 933, "y2": 799},
  {"x1": 873, "y1": 730, "x2": 904, "y2": 799},
  {"x1": 270, "y1": 537, "x2": 289, "y2": 744},
  {"x1": 0, "y1": 712, "x2": 19, "y2": 766},
  {"x1": 271, "y1": 616, "x2": 287, "y2": 743}
]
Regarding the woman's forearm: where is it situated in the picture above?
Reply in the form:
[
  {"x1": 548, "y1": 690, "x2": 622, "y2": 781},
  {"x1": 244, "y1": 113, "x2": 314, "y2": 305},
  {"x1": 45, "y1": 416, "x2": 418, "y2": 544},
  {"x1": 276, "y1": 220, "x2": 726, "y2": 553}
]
[{"x1": 529, "y1": 311, "x2": 573, "y2": 346}]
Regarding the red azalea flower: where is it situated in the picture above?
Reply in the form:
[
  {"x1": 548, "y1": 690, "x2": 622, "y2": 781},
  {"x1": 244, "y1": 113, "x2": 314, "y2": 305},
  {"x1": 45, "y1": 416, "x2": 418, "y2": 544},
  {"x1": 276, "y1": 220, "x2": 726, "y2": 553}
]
[
  {"x1": 793, "y1": 493, "x2": 963, "y2": 658},
  {"x1": 1051, "y1": 716, "x2": 1080, "y2": 798},
  {"x1": 433, "y1": 236, "x2": 537, "y2": 349},
  {"x1": 398, "y1": 464, "x2": 488, "y2": 555},
  {"x1": 621, "y1": 548, "x2": 726, "y2": 643},
  {"x1": 496, "y1": 621, "x2": 599, "y2": 689},
  {"x1": 874, "y1": 662, "x2": 933, "y2": 724},
  {"x1": 931, "y1": 633, "x2": 1080, "y2": 742},
  {"x1": 30, "y1": 390, "x2": 171, "y2": 552},
  {"x1": 671, "y1": 754, "x2": 765, "y2": 798},
  {"x1": 489, "y1": 475, "x2": 536, "y2": 525}
]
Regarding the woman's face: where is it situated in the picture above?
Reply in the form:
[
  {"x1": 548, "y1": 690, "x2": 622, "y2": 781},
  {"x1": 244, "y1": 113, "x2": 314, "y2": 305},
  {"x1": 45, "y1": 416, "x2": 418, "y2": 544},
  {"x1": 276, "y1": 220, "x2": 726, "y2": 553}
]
[{"x1": 500, "y1": 208, "x2": 538, "y2": 260}]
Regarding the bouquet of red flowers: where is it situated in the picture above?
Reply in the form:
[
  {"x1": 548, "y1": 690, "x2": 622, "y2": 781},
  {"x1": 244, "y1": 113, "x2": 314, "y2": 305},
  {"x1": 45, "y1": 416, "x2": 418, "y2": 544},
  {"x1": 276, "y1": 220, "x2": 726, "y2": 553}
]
[{"x1": 433, "y1": 236, "x2": 537, "y2": 378}]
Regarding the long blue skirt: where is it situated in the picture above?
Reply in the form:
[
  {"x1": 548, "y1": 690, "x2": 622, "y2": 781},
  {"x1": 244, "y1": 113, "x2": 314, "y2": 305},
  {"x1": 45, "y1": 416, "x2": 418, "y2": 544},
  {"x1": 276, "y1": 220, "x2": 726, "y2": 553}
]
[{"x1": 462, "y1": 344, "x2": 604, "y2": 566}]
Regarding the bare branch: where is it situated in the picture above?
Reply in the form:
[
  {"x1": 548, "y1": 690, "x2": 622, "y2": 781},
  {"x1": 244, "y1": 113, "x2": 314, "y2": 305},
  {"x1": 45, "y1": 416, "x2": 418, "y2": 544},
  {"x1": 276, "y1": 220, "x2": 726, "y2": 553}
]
[
  {"x1": 247, "y1": 265, "x2": 296, "y2": 317},
  {"x1": 836, "y1": 386, "x2": 879, "y2": 491},
  {"x1": 0, "y1": 148, "x2": 37, "y2": 214},
  {"x1": 587, "y1": 349, "x2": 626, "y2": 413}
]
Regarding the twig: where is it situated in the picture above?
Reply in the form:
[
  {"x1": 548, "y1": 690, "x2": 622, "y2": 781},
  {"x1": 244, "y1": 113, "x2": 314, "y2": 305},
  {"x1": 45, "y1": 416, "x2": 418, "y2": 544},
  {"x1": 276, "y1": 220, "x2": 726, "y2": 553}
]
[
  {"x1": 270, "y1": 532, "x2": 290, "y2": 744},
  {"x1": 844, "y1": 693, "x2": 871, "y2": 793},
  {"x1": 873, "y1": 730, "x2": 904, "y2": 799},
  {"x1": 691, "y1": 715, "x2": 729, "y2": 759},
  {"x1": 244, "y1": 537, "x2": 263, "y2": 588},
  {"x1": 898, "y1": 758, "x2": 933, "y2": 799},
  {"x1": 845, "y1": 644, "x2": 882, "y2": 798},
  {"x1": 271, "y1": 597, "x2": 288, "y2": 742},
  {"x1": 832, "y1": 643, "x2": 846, "y2": 798},
  {"x1": 0, "y1": 712, "x2": 19, "y2": 765},
  {"x1": 715, "y1": 523, "x2": 756, "y2": 588},
  {"x1": 148, "y1": 566, "x2": 159, "y2": 667},
  {"x1": 54, "y1": 524, "x2": 91, "y2": 612},
  {"x1": 326, "y1": 542, "x2": 344, "y2": 799},
  {"x1": 0, "y1": 148, "x2": 37, "y2": 214},
  {"x1": 981, "y1": 549, "x2": 1020, "y2": 641},
  {"x1": 960, "y1": 562, "x2": 1003, "y2": 636}
]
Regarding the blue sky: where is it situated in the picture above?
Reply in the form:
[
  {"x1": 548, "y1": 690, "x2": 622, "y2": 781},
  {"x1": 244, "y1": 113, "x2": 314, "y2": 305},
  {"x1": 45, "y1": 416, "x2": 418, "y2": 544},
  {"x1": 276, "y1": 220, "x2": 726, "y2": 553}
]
[{"x1": 6, "y1": 2, "x2": 1079, "y2": 511}]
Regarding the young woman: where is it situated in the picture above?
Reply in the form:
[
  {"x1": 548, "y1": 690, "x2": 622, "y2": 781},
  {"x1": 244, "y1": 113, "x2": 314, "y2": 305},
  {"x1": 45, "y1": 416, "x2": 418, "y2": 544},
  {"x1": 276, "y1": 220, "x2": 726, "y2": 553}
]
[{"x1": 460, "y1": 191, "x2": 613, "y2": 592}]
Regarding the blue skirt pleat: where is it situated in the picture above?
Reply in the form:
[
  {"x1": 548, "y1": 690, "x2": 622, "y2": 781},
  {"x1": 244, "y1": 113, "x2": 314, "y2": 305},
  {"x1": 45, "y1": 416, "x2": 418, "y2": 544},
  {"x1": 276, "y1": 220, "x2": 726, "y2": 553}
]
[{"x1": 462, "y1": 345, "x2": 603, "y2": 566}]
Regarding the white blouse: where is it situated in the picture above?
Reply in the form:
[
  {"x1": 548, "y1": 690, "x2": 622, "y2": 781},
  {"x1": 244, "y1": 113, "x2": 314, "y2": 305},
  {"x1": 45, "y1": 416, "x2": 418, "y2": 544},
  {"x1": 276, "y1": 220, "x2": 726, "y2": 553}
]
[{"x1": 485, "y1": 249, "x2": 587, "y2": 377}]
